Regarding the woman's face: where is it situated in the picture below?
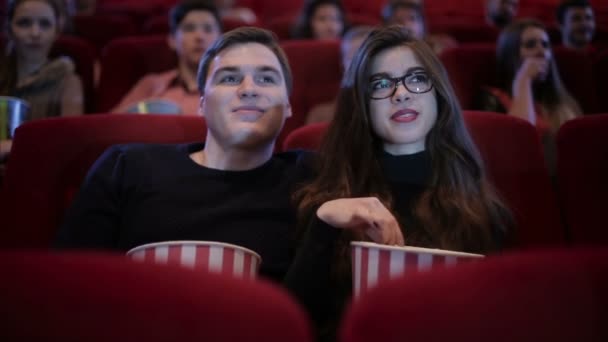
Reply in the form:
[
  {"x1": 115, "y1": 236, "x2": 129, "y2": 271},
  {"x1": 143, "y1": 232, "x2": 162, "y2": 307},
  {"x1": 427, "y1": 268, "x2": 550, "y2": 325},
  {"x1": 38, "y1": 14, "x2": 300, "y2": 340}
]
[
  {"x1": 367, "y1": 45, "x2": 438, "y2": 155},
  {"x1": 10, "y1": 0, "x2": 59, "y2": 61},
  {"x1": 311, "y1": 4, "x2": 343, "y2": 40},
  {"x1": 519, "y1": 26, "x2": 552, "y2": 62}
]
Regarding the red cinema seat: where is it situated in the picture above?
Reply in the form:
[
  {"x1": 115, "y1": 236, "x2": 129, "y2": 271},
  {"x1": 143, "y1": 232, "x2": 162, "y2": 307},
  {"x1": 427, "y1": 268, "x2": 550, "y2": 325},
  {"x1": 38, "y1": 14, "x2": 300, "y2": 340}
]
[
  {"x1": 279, "y1": 39, "x2": 342, "y2": 149},
  {"x1": 553, "y1": 47, "x2": 598, "y2": 114},
  {"x1": 72, "y1": 14, "x2": 138, "y2": 53},
  {"x1": 341, "y1": 247, "x2": 608, "y2": 342},
  {"x1": 0, "y1": 251, "x2": 313, "y2": 342},
  {"x1": 439, "y1": 44, "x2": 498, "y2": 110},
  {"x1": 0, "y1": 115, "x2": 206, "y2": 248},
  {"x1": 282, "y1": 122, "x2": 328, "y2": 152},
  {"x1": 556, "y1": 114, "x2": 608, "y2": 244},
  {"x1": 594, "y1": 50, "x2": 608, "y2": 113},
  {"x1": 97, "y1": 35, "x2": 176, "y2": 112}
]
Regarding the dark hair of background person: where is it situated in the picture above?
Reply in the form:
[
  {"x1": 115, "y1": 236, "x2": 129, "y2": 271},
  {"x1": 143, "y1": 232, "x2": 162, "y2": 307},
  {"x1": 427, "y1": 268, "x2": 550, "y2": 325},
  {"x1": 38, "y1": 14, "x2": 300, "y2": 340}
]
[
  {"x1": 196, "y1": 26, "x2": 293, "y2": 95},
  {"x1": 291, "y1": 0, "x2": 348, "y2": 39},
  {"x1": 169, "y1": 0, "x2": 223, "y2": 34},
  {"x1": 0, "y1": 0, "x2": 62, "y2": 95},
  {"x1": 294, "y1": 25, "x2": 513, "y2": 259},
  {"x1": 556, "y1": 0, "x2": 592, "y2": 25}
]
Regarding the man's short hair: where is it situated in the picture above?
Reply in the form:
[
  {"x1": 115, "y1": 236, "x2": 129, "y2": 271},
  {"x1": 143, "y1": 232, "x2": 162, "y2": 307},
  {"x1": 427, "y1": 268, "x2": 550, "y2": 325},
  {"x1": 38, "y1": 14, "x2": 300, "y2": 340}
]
[
  {"x1": 556, "y1": 0, "x2": 592, "y2": 25},
  {"x1": 381, "y1": 0, "x2": 424, "y2": 24},
  {"x1": 197, "y1": 27, "x2": 293, "y2": 96},
  {"x1": 169, "y1": 0, "x2": 222, "y2": 34}
]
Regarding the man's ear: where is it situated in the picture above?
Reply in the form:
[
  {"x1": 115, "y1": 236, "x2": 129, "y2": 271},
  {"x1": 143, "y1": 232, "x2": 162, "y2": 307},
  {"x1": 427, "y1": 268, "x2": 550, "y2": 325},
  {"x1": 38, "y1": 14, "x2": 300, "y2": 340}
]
[
  {"x1": 198, "y1": 95, "x2": 205, "y2": 116},
  {"x1": 168, "y1": 33, "x2": 177, "y2": 52}
]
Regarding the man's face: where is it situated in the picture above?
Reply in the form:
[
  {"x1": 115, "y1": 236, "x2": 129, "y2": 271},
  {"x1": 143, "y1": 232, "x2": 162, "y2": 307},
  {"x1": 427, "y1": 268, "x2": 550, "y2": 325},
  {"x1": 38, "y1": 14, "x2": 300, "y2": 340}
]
[
  {"x1": 562, "y1": 6, "x2": 595, "y2": 48},
  {"x1": 200, "y1": 43, "x2": 292, "y2": 149},
  {"x1": 388, "y1": 7, "x2": 424, "y2": 40},
  {"x1": 169, "y1": 10, "x2": 221, "y2": 69}
]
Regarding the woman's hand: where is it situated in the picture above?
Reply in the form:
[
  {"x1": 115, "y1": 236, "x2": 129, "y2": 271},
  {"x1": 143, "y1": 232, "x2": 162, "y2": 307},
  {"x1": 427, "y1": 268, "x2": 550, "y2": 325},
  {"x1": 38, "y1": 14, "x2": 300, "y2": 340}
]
[
  {"x1": 316, "y1": 197, "x2": 405, "y2": 246},
  {"x1": 514, "y1": 57, "x2": 549, "y2": 84}
]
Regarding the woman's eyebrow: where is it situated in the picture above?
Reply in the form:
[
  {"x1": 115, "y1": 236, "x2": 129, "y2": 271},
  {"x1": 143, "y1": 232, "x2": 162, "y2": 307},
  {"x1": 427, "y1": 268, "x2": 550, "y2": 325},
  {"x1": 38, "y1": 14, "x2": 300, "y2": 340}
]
[{"x1": 370, "y1": 67, "x2": 426, "y2": 79}]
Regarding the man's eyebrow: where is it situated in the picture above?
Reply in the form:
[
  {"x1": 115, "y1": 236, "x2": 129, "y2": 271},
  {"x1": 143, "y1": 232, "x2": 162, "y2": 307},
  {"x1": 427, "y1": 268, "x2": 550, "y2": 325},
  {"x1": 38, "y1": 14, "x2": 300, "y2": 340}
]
[
  {"x1": 212, "y1": 65, "x2": 282, "y2": 75},
  {"x1": 212, "y1": 66, "x2": 240, "y2": 75},
  {"x1": 257, "y1": 66, "x2": 282, "y2": 74}
]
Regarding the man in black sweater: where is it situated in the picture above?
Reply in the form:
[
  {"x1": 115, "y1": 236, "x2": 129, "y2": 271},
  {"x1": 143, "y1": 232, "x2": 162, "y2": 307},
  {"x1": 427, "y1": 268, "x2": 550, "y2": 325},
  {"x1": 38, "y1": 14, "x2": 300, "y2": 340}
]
[{"x1": 56, "y1": 27, "x2": 306, "y2": 283}]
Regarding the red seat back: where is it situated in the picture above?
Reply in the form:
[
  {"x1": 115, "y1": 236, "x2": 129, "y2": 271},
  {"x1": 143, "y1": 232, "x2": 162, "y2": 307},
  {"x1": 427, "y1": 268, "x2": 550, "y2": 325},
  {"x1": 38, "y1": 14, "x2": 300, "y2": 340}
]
[
  {"x1": 464, "y1": 111, "x2": 565, "y2": 247},
  {"x1": 554, "y1": 47, "x2": 598, "y2": 114},
  {"x1": 341, "y1": 247, "x2": 608, "y2": 342},
  {"x1": 280, "y1": 40, "x2": 342, "y2": 149},
  {"x1": 439, "y1": 44, "x2": 498, "y2": 110},
  {"x1": 0, "y1": 115, "x2": 206, "y2": 248},
  {"x1": 97, "y1": 36, "x2": 176, "y2": 112},
  {"x1": 0, "y1": 251, "x2": 313, "y2": 342},
  {"x1": 594, "y1": 51, "x2": 608, "y2": 113},
  {"x1": 557, "y1": 114, "x2": 608, "y2": 244},
  {"x1": 72, "y1": 14, "x2": 138, "y2": 53}
]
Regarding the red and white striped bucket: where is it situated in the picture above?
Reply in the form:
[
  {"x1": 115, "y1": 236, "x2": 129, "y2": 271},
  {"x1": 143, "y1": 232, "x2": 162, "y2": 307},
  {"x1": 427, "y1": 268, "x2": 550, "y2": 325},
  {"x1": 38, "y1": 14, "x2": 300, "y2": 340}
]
[
  {"x1": 126, "y1": 241, "x2": 262, "y2": 279},
  {"x1": 351, "y1": 241, "x2": 483, "y2": 297}
]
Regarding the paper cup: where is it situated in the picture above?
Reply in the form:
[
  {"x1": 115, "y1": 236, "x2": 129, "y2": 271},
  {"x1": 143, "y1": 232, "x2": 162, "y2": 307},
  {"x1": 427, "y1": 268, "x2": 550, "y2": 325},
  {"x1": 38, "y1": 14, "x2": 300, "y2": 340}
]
[
  {"x1": 351, "y1": 241, "x2": 484, "y2": 297},
  {"x1": 125, "y1": 99, "x2": 181, "y2": 115},
  {"x1": 126, "y1": 241, "x2": 262, "y2": 279},
  {"x1": 0, "y1": 96, "x2": 30, "y2": 140}
]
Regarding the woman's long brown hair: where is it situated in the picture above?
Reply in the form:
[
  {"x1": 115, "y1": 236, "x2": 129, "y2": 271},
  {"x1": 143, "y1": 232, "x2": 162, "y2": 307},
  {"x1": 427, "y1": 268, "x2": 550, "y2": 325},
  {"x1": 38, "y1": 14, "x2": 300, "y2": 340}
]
[
  {"x1": 294, "y1": 26, "x2": 513, "y2": 255},
  {"x1": 496, "y1": 18, "x2": 581, "y2": 133}
]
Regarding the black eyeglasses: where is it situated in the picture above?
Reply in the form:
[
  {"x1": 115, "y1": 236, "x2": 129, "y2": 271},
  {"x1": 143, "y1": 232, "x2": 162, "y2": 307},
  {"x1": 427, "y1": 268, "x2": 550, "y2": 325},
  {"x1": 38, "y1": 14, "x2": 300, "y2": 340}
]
[{"x1": 368, "y1": 72, "x2": 433, "y2": 100}]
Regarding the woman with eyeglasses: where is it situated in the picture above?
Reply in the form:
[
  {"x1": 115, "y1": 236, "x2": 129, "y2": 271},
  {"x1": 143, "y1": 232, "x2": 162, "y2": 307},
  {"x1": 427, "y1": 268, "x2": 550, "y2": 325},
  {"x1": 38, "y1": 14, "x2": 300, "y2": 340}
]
[
  {"x1": 478, "y1": 19, "x2": 581, "y2": 167},
  {"x1": 284, "y1": 25, "x2": 513, "y2": 342}
]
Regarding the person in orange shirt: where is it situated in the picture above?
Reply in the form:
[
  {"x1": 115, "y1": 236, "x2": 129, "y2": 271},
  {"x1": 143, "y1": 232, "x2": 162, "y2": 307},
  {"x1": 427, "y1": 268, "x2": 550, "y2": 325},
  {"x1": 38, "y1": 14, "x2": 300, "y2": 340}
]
[{"x1": 112, "y1": 1, "x2": 222, "y2": 115}]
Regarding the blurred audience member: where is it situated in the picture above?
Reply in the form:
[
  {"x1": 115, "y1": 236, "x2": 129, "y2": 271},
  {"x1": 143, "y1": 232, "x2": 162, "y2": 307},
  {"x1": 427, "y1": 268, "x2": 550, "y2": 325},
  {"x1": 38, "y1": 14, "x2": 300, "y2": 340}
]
[
  {"x1": 291, "y1": 0, "x2": 347, "y2": 40},
  {"x1": 213, "y1": 0, "x2": 257, "y2": 25},
  {"x1": 0, "y1": 0, "x2": 83, "y2": 158},
  {"x1": 557, "y1": 0, "x2": 595, "y2": 51},
  {"x1": 382, "y1": 0, "x2": 457, "y2": 55},
  {"x1": 112, "y1": 1, "x2": 221, "y2": 115},
  {"x1": 306, "y1": 26, "x2": 373, "y2": 124},
  {"x1": 478, "y1": 19, "x2": 581, "y2": 171},
  {"x1": 486, "y1": 0, "x2": 518, "y2": 29}
]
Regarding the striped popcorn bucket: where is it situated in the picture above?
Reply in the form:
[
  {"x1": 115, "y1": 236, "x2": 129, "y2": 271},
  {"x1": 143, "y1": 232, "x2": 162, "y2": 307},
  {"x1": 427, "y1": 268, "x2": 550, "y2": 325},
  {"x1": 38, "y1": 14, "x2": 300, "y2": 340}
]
[
  {"x1": 126, "y1": 241, "x2": 262, "y2": 279},
  {"x1": 351, "y1": 241, "x2": 484, "y2": 297}
]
